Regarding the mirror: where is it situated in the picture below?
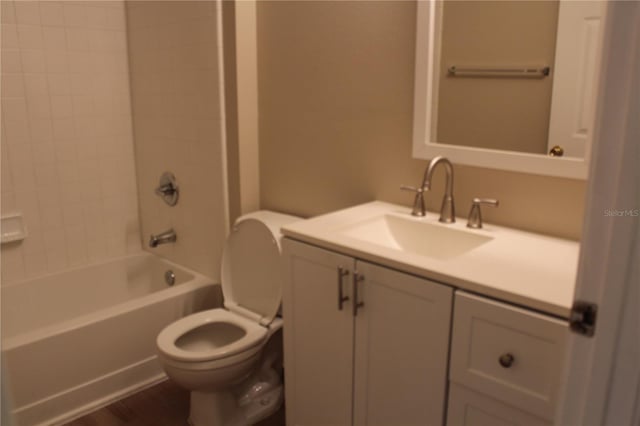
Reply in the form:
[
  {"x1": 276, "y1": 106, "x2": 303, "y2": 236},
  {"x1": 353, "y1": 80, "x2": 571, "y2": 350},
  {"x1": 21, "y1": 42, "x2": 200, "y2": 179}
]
[{"x1": 413, "y1": 1, "x2": 606, "y2": 179}]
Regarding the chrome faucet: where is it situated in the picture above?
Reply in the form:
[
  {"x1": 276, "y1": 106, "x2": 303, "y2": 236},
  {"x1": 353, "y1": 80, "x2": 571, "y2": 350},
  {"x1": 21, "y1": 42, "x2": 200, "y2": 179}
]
[
  {"x1": 423, "y1": 156, "x2": 455, "y2": 223},
  {"x1": 149, "y1": 229, "x2": 177, "y2": 248}
]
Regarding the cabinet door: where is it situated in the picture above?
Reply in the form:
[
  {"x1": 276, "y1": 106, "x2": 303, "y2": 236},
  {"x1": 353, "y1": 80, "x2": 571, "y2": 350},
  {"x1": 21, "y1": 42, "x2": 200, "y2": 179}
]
[
  {"x1": 447, "y1": 384, "x2": 551, "y2": 426},
  {"x1": 282, "y1": 239, "x2": 355, "y2": 426},
  {"x1": 353, "y1": 261, "x2": 453, "y2": 426}
]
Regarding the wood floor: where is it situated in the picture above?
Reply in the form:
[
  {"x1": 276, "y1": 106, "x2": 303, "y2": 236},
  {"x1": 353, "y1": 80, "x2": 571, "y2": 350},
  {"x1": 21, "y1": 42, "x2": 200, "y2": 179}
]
[{"x1": 63, "y1": 380, "x2": 285, "y2": 426}]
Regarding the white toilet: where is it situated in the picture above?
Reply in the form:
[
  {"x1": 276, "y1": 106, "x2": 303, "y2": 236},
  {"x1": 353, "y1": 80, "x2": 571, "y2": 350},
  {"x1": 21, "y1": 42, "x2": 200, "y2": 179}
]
[{"x1": 156, "y1": 211, "x2": 299, "y2": 426}]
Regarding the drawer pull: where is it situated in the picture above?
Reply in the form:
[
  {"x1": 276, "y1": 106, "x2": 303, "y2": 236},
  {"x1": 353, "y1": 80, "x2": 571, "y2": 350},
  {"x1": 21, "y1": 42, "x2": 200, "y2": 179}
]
[
  {"x1": 499, "y1": 353, "x2": 515, "y2": 368},
  {"x1": 352, "y1": 272, "x2": 365, "y2": 317}
]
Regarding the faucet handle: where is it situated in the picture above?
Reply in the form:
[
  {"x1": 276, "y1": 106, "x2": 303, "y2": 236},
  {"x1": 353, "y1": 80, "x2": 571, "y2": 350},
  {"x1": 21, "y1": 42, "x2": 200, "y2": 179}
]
[
  {"x1": 400, "y1": 185, "x2": 424, "y2": 193},
  {"x1": 467, "y1": 198, "x2": 499, "y2": 229},
  {"x1": 400, "y1": 185, "x2": 426, "y2": 217}
]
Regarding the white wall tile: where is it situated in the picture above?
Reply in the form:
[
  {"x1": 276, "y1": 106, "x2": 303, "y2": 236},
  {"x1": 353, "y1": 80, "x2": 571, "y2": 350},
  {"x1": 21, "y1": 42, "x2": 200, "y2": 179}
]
[
  {"x1": 1, "y1": 192, "x2": 17, "y2": 216},
  {"x1": 65, "y1": 225, "x2": 88, "y2": 266},
  {"x1": 34, "y1": 162, "x2": 57, "y2": 186},
  {"x1": 15, "y1": 2, "x2": 41, "y2": 25},
  {"x1": 2, "y1": 24, "x2": 20, "y2": 49},
  {"x1": 46, "y1": 73, "x2": 71, "y2": 95},
  {"x1": 31, "y1": 141, "x2": 55, "y2": 164},
  {"x1": 50, "y1": 95, "x2": 73, "y2": 118},
  {"x1": 127, "y1": 2, "x2": 226, "y2": 279},
  {"x1": 43, "y1": 228, "x2": 69, "y2": 272},
  {"x1": 85, "y1": 5, "x2": 109, "y2": 28},
  {"x1": 2, "y1": 50, "x2": 23, "y2": 73},
  {"x1": 67, "y1": 54, "x2": 92, "y2": 73},
  {"x1": 71, "y1": 95, "x2": 94, "y2": 117},
  {"x1": 13, "y1": 190, "x2": 41, "y2": 225},
  {"x1": 1, "y1": 73, "x2": 26, "y2": 98},
  {"x1": 20, "y1": 50, "x2": 46, "y2": 73},
  {"x1": 1, "y1": 0, "x2": 140, "y2": 285},
  {"x1": 29, "y1": 118, "x2": 53, "y2": 142},
  {"x1": 26, "y1": 96, "x2": 52, "y2": 120},
  {"x1": 2, "y1": 118, "x2": 30, "y2": 144},
  {"x1": 65, "y1": 28, "x2": 90, "y2": 51},
  {"x1": 43, "y1": 26, "x2": 68, "y2": 51},
  {"x1": 51, "y1": 118, "x2": 75, "y2": 140},
  {"x1": 45, "y1": 50, "x2": 68, "y2": 73},
  {"x1": 62, "y1": 2, "x2": 88, "y2": 28},
  {"x1": 24, "y1": 250, "x2": 48, "y2": 278},
  {"x1": 17, "y1": 25, "x2": 44, "y2": 50},
  {"x1": 40, "y1": 205, "x2": 64, "y2": 230},
  {"x1": 39, "y1": 2, "x2": 66, "y2": 27},
  {"x1": 2, "y1": 97, "x2": 29, "y2": 122},
  {"x1": 23, "y1": 73, "x2": 48, "y2": 97},
  {"x1": 1, "y1": 244, "x2": 26, "y2": 283},
  {"x1": 1, "y1": 1, "x2": 17, "y2": 24}
]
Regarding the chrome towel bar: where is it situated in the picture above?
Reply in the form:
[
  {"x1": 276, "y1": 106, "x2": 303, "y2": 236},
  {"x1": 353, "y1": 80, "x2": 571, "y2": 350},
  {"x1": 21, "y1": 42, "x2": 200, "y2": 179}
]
[{"x1": 447, "y1": 65, "x2": 550, "y2": 78}]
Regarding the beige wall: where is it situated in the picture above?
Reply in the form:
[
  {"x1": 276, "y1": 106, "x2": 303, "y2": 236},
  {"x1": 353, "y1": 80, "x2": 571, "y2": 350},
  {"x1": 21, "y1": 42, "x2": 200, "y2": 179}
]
[
  {"x1": 437, "y1": 1, "x2": 559, "y2": 154},
  {"x1": 1, "y1": 1, "x2": 140, "y2": 284},
  {"x1": 126, "y1": 0, "x2": 228, "y2": 279},
  {"x1": 257, "y1": 1, "x2": 585, "y2": 241}
]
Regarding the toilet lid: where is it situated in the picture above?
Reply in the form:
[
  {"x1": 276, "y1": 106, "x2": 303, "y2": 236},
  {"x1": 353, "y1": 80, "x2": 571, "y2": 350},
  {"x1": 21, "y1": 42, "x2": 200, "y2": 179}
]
[{"x1": 221, "y1": 218, "x2": 282, "y2": 325}]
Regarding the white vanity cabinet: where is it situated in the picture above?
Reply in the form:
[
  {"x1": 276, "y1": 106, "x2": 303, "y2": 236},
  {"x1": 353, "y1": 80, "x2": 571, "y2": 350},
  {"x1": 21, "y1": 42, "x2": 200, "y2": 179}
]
[
  {"x1": 282, "y1": 238, "x2": 453, "y2": 426},
  {"x1": 447, "y1": 292, "x2": 569, "y2": 426}
]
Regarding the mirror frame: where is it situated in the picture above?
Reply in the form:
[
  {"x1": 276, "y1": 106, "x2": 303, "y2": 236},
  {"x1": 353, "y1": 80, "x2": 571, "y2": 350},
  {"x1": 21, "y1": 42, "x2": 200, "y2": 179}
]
[{"x1": 412, "y1": 1, "x2": 595, "y2": 180}]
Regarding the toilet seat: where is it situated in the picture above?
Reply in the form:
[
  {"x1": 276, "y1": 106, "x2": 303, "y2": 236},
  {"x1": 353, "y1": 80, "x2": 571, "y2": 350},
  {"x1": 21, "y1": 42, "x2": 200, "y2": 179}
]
[{"x1": 157, "y1": 309, "x2": 267, "y2": 363}]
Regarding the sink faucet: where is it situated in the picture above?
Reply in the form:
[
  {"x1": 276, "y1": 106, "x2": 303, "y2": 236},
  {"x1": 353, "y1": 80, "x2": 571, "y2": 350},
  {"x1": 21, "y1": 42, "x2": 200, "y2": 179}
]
[
  {"x1": 149, "y1": 229, "x2": 177, "y2": 248},
  {"x1": 423, "y1": 156, "x2": 455, "y2": 223}
]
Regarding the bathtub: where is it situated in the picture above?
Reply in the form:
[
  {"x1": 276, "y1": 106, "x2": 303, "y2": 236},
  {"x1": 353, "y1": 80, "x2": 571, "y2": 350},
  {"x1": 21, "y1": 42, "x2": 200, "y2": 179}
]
[{"x1": 1, "y1": 252, "x2": 221, "y2": 426}]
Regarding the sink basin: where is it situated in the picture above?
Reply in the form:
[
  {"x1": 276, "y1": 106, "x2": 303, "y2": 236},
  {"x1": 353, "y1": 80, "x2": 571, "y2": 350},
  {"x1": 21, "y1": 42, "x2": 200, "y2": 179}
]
[{"x1": 340, "y1": 214, "x2": 493, "y2": 260}]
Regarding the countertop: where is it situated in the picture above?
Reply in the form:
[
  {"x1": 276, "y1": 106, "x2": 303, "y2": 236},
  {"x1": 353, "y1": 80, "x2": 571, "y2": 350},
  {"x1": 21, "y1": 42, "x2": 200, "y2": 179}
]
[{"x1": 281, "y1": 201, "x2": 580, "y2": 318}]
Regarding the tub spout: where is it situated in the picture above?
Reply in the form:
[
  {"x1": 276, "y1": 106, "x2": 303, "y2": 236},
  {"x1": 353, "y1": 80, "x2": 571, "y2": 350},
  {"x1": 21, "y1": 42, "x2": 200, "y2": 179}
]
[{"x1": 149, "y1": 229, "x2": 176, "y2": 248}]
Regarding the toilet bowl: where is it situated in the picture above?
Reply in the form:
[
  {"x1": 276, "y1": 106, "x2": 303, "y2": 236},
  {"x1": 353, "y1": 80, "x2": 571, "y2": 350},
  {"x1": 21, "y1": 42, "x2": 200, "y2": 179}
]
[{"x1": 156, "y1": 211, "x2": 299, "y2": 426}]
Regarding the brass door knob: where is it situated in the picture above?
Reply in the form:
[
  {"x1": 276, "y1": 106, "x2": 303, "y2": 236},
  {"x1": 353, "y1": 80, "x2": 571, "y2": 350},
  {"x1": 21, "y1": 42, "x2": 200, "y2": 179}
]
[
  {"x1": 549, "y1": 145, "x2": 564, "y2": 157},
  {"x1": 499, "y1": 353, "x2": 515, "y2": 368}
]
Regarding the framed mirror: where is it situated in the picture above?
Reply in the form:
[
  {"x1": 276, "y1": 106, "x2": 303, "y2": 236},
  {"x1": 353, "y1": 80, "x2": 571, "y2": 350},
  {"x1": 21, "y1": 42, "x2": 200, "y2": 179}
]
[{"x1": 412, "y1": 1, "x2": 607, "y2": 179}]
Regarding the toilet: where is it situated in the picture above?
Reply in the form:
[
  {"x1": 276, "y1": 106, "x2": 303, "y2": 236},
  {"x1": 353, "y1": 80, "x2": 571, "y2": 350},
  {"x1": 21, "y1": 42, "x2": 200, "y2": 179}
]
[{"x1": 156, "y1": 211, "x2": 299, "y2": 426}]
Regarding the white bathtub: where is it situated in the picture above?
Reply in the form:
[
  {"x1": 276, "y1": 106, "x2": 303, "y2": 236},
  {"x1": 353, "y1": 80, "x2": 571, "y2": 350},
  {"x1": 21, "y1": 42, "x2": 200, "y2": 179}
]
[{"x1": 1, "y1": 252, "x2": 221, "y2": 426}]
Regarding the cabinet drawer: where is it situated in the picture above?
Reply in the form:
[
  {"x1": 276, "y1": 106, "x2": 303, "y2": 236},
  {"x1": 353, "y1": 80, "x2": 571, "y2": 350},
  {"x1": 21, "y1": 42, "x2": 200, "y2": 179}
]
[
  {"x1": 447, "y1": 384, "x2": 551, "y2": 426},
  {"x1": 450, "y1": 292, "x2": 568, "y2": 420}
]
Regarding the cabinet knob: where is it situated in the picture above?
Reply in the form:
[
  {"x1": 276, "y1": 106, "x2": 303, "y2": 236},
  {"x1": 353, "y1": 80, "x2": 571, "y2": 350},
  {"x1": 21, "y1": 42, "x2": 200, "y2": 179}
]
[{"x1": 499, "y1": 353, "x2": 515, "y2": 368}]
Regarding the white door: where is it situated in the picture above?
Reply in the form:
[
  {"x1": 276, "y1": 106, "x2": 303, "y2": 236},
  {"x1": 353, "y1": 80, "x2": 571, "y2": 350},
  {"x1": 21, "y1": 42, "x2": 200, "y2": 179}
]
[
  {"x1": 282, "y1": 239, "x2": 355, "y2": 426},
  {"x1": 547, "y1": 0, "x2": 605, "y2": 158},
  {"x1": 352, "y1": 261, "x2": 452, "y2": 426},
  {"x1": 556, "y1": 1, "x2": 640, "y2": 425}
]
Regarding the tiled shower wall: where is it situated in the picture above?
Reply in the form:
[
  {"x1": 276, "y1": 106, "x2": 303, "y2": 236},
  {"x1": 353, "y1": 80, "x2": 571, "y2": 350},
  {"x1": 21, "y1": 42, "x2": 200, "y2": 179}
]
[
  {"x1": 126, "y1": 1, "x2": 228, "y2": 280},
  {"x1": 1, "y1": 1, "x2": 141, "y2": 284}
]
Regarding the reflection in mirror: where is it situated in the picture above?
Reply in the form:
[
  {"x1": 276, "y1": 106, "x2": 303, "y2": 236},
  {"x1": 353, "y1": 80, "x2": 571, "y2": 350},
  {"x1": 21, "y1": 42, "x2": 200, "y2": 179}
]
[
  {"x1": 413, "y1": 0, "x2": 606, "y2": 179},
  {"x1": 436, "y1": 1, "x2": 559, "y2": 155}
]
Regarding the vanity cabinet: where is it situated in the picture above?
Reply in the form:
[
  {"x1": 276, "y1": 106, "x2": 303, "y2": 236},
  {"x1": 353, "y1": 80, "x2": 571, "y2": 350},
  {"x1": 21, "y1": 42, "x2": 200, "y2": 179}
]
[
  {"x1": 282, "y1": 238, "x2": 453, "y2": 426},
  {"x1": 447, "y1": 292, "x2": 568, "y2": 425},
  {"x1": 446, "y1": 384, "x2": 552, "y2": 426}
]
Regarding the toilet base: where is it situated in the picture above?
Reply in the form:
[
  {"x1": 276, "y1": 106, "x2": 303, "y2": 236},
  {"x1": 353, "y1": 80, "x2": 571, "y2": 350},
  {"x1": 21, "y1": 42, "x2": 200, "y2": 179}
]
[
  {"x1": 189, "y1": 390, "x2": 243, "y2": 426},
  {"x1": 241, "y1": 384, "x2": 283, "y2": 424},
  {"x1": 188, "y1": 385, "x2": 283, "y2": 426}
]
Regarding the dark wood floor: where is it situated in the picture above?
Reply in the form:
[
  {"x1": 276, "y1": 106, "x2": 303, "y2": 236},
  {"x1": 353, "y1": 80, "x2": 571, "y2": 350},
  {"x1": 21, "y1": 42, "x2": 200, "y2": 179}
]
[{"x1": 63, "y1": 380, "x2": 285, "y2": 426}]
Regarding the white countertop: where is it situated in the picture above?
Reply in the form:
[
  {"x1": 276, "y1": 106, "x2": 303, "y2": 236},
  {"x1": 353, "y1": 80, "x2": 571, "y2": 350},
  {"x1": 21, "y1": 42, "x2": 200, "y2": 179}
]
[{"x1": 281, "y1": 201, "x2": 580, "y2": 318}]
